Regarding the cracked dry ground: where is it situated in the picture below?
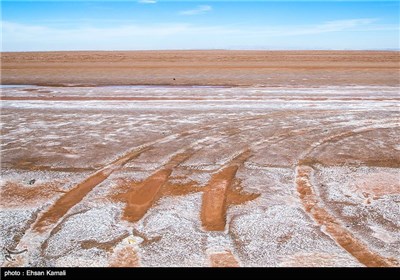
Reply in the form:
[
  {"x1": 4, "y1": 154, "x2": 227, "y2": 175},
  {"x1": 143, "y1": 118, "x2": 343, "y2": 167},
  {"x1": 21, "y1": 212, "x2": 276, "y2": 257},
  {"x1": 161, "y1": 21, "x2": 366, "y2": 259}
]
[{"x1": 1, "y1": 86, "x2": 399, "y2": 267}]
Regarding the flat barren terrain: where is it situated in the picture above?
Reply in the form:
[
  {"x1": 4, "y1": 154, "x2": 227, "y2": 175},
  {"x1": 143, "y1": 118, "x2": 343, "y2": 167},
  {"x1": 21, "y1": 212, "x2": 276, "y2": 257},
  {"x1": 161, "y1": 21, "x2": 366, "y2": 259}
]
[
  {"x1": 2, "y1": 51, "x2": 399, "y2": 87},
  {"x1": 0, "y1": 51, "x2": 399, "y2": 267}
]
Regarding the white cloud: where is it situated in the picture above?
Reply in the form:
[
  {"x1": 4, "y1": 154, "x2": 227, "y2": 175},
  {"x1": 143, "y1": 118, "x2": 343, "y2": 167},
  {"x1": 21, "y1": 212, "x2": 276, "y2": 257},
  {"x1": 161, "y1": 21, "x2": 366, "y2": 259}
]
[
  {"x1": 180, "y1": 5, "x2": 212, "y2": 16},
  {"x1": 138, "y1": 0, "x2": 157, "y2": 4},
  {"x1": 2, "y1": 20, "x2": 189, "y2": 38},
  {"x1": 295, "y1": 18, "x2": 379, "y2": 35},
  {"x1": 234, "y1": 18, "x2": 386, "y2": 37}
]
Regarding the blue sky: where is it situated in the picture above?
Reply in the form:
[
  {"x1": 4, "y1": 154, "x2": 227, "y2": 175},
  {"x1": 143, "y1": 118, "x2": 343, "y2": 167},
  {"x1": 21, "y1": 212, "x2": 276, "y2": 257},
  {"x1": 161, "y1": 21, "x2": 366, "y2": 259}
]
[{"x1": 1, "y1": 1, "x2": 399, "y2": 51}]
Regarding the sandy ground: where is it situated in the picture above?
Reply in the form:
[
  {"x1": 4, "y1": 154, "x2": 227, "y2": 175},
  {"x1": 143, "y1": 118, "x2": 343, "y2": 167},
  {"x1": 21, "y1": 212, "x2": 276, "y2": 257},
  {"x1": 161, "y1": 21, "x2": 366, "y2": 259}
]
[
  {"x1": 0, "y1": 51, "x2": 399, "y2": 267},
  {"x1": 2, "y1": 51, "x2": 399, "y2": 87}
]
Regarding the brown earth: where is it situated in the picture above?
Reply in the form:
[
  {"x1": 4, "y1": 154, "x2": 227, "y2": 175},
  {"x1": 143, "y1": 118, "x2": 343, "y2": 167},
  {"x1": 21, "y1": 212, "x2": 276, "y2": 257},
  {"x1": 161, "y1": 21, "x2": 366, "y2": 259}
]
[
  {"x1": 0, "y1": 181, "x2": 67, "y2": 208},
  {"x1": 2, "y1": 50, "x2": 399, "y2": 87},
  {"x1": 109, "y1": 247, "x2": 140, "y2": 267},
  {"x1": 209, "y1": 251, "x2": 240, "y2": 267}
]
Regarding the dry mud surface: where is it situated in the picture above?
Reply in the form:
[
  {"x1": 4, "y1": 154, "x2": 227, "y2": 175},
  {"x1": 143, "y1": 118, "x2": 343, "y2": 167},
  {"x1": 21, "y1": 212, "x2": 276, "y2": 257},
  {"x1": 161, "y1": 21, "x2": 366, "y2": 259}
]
[
  {"x1": 1, "y1": 84, "x2": 399, "y2": 267},
  {"x1": 1, "y1": 51, "x2": 399, "y2": 267},
  {"x1": 2, "y1": 51, "x2": 399, "y2": 87}
]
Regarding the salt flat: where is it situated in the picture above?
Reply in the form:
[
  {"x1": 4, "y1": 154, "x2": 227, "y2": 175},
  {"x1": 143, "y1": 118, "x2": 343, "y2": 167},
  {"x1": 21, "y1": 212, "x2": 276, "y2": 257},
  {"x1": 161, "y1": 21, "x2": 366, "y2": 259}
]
[{"x1": 1, "y1": 84, "x2": 399, "y2": 267}]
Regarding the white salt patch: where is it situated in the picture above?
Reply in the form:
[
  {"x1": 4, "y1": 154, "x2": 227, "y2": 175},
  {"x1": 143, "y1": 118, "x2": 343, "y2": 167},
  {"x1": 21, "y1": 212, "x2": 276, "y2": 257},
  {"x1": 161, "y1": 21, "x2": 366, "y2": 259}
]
[
  {"x1": 205, "y1": 234, "x2": 235, "y2": 254},
  {"x1": 278, "y1": 252, "x2": 360, "y2": 267},
  {"x1": 0, "y1": 209, "x2": 37, "y2": 263},
  {"x1": 44, "y1": 206, "x2": 128, "y2": 260},
  {"x1": 135, "y1": 194, "x2": 205, "y2": 267},
  {"x1": 230, "y1": 205, "x2": 355, "y2": 267},
  {"x1": 55, "y1": 248, "x2": 109, "y2": 267},
  {"x1": 369, "y1": 224, "x2": 398, "y2": 244}
]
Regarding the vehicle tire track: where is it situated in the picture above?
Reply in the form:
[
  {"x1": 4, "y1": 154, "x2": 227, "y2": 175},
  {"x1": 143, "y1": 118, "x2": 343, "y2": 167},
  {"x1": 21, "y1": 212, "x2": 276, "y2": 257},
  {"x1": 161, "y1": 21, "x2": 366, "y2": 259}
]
[
  {"x1": 201, "y1": 150, "x2": 259, "y2": 231},
  {"x1": 31, "y1": 125, "x2": 217, "y2": 232},
  {"x1": 298, "y1": 118, "x2": 399, "y2": 165},
  {"x1": 115, "y1": 119, "x2": 271, "y2": 223},
  {"x1": 121, "y1": 151, "x2": 195, "y2": 222},
  {"x1": 295, "y1": 165, "x2": 397, "y2": 267},
  {"x1": 295, "y1": 121, "x2": 400, "y2": 267},
  {"x1": 31, "y1": 115, "x2": 254, "y2": 234},
  {"x1": 250, "y1": 117, "x2": 399, "y2": 163},
  {"x1": 33, "y1": 146, "x2": 149, "y2": 232}
]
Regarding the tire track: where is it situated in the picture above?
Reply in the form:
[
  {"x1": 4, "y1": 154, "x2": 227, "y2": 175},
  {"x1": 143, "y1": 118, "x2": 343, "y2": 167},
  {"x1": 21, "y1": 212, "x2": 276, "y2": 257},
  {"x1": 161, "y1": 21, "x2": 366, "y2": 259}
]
[
  {"x1": 295, "y1": 120, "x2": 400, "y2": 267},
  {"x1": 114, "y1": 115, "x2": 284, "y2": 223},
  {"x1": 119, "y1": 137, "x2": 259, "y2": 227},
  {"x1": 296, "y1": 166, "x2": 397, "y2": 267},
  {"x1": 298, "y1": 118, "x2": 399, "y2": 165},
  {"x1": 201, "y1": 150, "x2": 259, "y2": 231},
  {"x1": 249, "y1": 116, "x2": 399, "y2": 161},
  {"x1": 33, "y1": 146, "x2": 148, "y2": 232},
  {"x1": 116, "y1": 132, "x2": 229, "y2": 223},
  {"x1": 11, "y1": 129, "x2": 205, "y2": 266},
  {"x1": 30, "y1": 113, "x2": 259, "y2": 233},
  {"x1": 121, "y1": 151, "x2": 195, "y2": 222},
  {"x1": 31, "y1": 126, "x2": 213, "y2": 233}
]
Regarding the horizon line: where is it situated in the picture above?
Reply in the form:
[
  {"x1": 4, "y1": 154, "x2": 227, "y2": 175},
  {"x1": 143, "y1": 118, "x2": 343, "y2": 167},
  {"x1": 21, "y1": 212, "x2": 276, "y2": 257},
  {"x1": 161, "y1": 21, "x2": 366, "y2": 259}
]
[{"x1": 2, "y1": 48, "x2": 400, "y2": 53}]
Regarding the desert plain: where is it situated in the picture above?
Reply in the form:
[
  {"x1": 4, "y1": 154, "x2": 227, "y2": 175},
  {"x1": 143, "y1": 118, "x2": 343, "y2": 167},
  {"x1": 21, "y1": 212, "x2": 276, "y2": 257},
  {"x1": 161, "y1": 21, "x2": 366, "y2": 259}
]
[{"x1": 0, "y1": 51, "x2": 399, "y2": 267}]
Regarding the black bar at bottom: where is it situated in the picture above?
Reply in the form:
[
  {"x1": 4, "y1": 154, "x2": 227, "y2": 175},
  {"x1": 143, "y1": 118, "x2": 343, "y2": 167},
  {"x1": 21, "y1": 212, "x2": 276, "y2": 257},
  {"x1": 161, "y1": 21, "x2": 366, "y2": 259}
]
[{"x1": 1, "y1": 267, "x2": 398, "y2": 279}]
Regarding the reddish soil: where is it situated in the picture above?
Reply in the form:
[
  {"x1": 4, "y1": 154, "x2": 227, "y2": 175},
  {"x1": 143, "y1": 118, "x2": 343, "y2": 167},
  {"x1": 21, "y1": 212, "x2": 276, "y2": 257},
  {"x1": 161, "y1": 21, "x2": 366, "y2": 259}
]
[
  {"x1": 109, "y1": 247, "x2": 140, "y2": 267},
  {"x1": 2, "y1": 51, "x2": 399, "y2": 87},
  {"x1": 209, "y1": 251, "x2": 240, "y2": 267},
  {"x1": 0, "y1": 181, "x2": 66, "y2": 207},
  {"x1": 201, "y1": 151, "x2": 259, "y2": 231}
]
